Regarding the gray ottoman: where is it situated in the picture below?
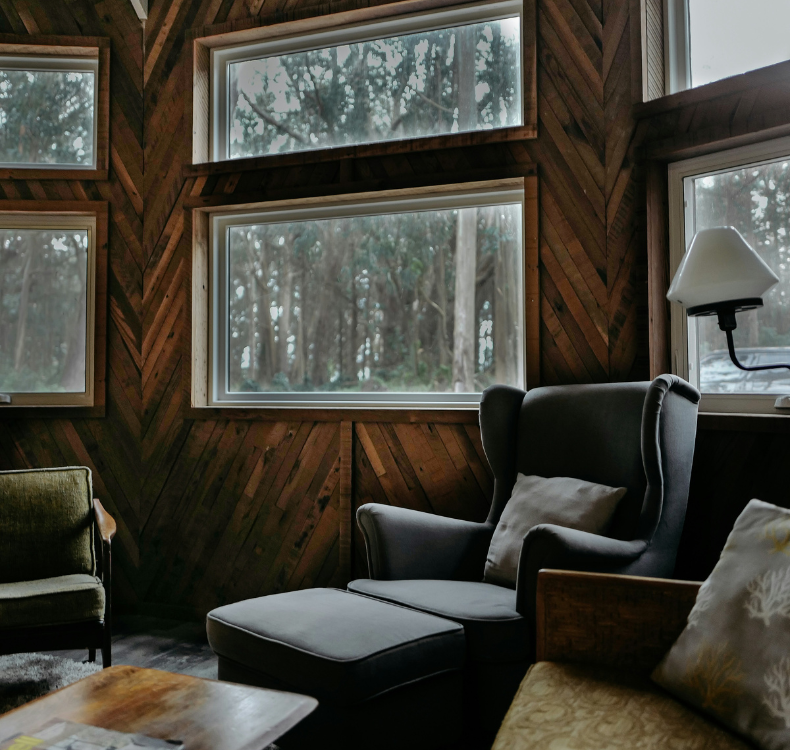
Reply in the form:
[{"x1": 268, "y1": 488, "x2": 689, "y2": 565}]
[{"x1": 207, "y1": 588, "x2": 465, "y2": 749}]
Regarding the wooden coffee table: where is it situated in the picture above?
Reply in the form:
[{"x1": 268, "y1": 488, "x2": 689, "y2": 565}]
[{"x1": 0, "y1": 665, "x2": 317, "y2": 750}]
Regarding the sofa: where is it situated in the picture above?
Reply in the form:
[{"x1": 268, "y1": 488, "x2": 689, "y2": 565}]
[{"x1": 492, "y1": 569, "x2": 751, "y2": 749}]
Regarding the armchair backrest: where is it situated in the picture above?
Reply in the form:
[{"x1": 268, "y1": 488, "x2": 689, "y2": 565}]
[
  {"x1": 480, "y1": 376, "x2": 700, "y2": 574},
  {"x1": 0, "y1": 466, "x2": 96, "y2": 584}
]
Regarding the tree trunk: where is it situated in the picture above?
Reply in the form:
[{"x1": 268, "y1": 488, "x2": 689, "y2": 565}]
[
  {"x1": 14, "y1": 237, "x2": 35, "y2": 372},
  {"x1": 277, "y1": 256, "x2": 293, "y2": 379},
  {"x1": 494, "y1": 206, "x2": 519, "y2": 384},
  {"x1": 456, "y1": 26, "x2": 477, "y2": 132},
  {"x1": 61, "y1": 245, "x2": 87, "y2": 391},
  {"x1": 436, "y1": 242, "x2": 450, "y2": 367},
  {"x1": 453, "y1": 207, "x2": 477, "y2": 392}
]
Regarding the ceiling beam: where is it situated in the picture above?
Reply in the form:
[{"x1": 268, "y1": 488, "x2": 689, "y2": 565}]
[{"x1": 129, "y1": 0, "x2": 147, "y2": 19}]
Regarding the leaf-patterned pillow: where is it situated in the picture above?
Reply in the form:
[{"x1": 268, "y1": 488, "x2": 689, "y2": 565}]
[{"x1": 653, "y1": 499, "x2": 790, "y2": 750}]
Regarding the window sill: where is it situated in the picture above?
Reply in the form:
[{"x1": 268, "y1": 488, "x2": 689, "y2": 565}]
[
  {"x1": 0, "y1": 167, "x2": 109, "y2": 181},
  {"x1": 183, "y1": 405, "x2": 480, "y2": 423},
  {"x1": 634, "y1": 58, "x2": 790, "y2": 121},
  {"x1": 184, "y1": 126, "x2": 538, "y2": 179},
  {"x1": 0, "y1": 404, "x2": 105, "y2": 419},
  {"x1": 698, "y1": 411, "x2": 790, "y2": 433}
]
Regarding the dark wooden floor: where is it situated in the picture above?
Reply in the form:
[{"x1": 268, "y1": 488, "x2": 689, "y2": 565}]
[{"x1": 45, "y1": 616, "x2": 217, "y2": 679}]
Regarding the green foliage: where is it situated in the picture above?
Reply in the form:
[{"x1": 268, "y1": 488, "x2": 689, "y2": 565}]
[
  {"x1": 228, "y1": 18, "x2": 521, "y2": 158},
  {"x1": 226, "y1": 204, "x2": 523, "y2": 394},
  {"x1": 0, "y1": 69, "x2": 94, "y2": 165},
  {"x1": 0, "y1": 229, "x2": 88, "y2": 393}
]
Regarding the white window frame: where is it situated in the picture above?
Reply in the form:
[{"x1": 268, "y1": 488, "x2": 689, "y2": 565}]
[
  {"x1": 210, "y1": 0, "x2": 524, "y2": 162},
  {"x1": 663, "y1": 0, "x2": 690, "y2": 94},
  {"x1": 0, "y1": 55, "x2": 100, "y2": 170},
  {"x1": 208, "y1": 182, "x2": 527, "y2": 407},
  {"x1": 668, "y1": 136, "x2": 790, "y2": 415},
  {"x1": 0, "y1": 213, "x2": 97, "y2": 407}
]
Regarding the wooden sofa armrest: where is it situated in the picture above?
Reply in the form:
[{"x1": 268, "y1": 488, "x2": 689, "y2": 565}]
[
  {"x1": 94, "y1": 499, "x2": 116, "y2": 544},
  {"x1": 536, "y1": 569, "x2": 701, "y2": 672}
]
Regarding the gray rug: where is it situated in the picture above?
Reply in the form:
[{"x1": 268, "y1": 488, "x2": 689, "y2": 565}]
[{"x1": 0, "y1": 653, "x2": 102, "y2": 714}]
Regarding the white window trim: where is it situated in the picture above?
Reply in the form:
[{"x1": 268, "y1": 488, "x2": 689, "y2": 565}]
[
  {"x1": 210, "y1": 0, "x2": 524, "y2": 162},
  {"x1": 0, "y1": 213, "x2": 97, "y2": 407},
  {"x1": 668, "y1": 135, "x2": 790, "y2": 415},
  {"x1": 0, "y1": 55, "x2": 100, "y2": 170},
  {"x1": 663, "y1": 0, "x2": 690, "y2": 95},
  {"x1": 208, "y1": 181, "x2": 527, "y2": 408}
]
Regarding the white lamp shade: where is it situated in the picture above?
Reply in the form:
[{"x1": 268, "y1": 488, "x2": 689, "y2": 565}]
[{"x1": 667, "y1": 226, "x2": 779, "y2": 311}]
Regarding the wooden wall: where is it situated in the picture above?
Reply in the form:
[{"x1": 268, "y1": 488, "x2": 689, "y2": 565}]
[{"x1": 1, "y1": 0, "x2": 652, "y2": 618}]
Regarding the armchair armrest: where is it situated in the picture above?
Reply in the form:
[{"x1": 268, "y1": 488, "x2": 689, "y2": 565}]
[
  {"x1": 515, "y1": 524, "x2": 648, "y2": 616},
  {"x1": 94, "y1": 499, "x2": 116, "y2": 544},
  {"x1": 536, "y1": 569, "x2": 701, "y2": 672},
  {"x1": 357, "y1": 503, "x2": 493, "y2": 581}
]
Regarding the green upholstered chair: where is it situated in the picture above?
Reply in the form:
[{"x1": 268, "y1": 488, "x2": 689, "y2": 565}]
[{"x1": 0, "y1": 467, "x2": 116, "y2": 666}]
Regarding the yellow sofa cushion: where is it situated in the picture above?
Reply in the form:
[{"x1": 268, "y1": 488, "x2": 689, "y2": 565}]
[
  {"x1": 492, "y1": 662, "x2": 752, "y2": 750},
  {"x1": 0, "y1": 574, "x2": 105, "y2": 629}
]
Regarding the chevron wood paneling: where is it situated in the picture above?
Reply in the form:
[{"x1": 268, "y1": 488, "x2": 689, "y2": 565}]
[
  {"x1": 1, "y1": 0, "x2": 652, "y2": 619},
  {"x1": 353, "y1": 422, "x2": 493, "y2": 576},
  {"x1": 0, "y1": 0, "x2": 144, "y2": 609}
]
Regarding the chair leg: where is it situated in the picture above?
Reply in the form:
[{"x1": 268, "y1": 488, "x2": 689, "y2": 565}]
[
  {"x1": 88, "y1": 648, "x2": 96, "y2": 663},
  {"x1": 102, "y1": 622, "x2": 112, "y2": 668}
]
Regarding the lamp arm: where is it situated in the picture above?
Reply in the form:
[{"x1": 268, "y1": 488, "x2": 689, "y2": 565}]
[{"x1": 725, "y1": 329, "x2": 790, "y2": 373}]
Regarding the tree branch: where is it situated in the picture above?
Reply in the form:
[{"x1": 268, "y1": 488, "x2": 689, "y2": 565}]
[{"x1": 240, "y1": 91, "x2": 305, "y2": 144}]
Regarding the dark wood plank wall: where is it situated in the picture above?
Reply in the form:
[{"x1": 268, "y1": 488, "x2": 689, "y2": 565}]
[
  {"x1": 0, "y1": 0, "x2": 144, "y2": 610},
  {"x1": 2, "y1": 0, "x2": 653, "y2": 619}
]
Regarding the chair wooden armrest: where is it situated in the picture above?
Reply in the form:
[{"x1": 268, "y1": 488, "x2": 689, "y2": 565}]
[
  {"x1": 94, "y1": 499, "x2": 116, "y2": 544},
  {"x1": 535, "y1": 569, "x2": 701, "y2": 672}
]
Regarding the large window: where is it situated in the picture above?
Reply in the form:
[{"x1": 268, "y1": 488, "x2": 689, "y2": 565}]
[
  {"x1": 210, "y1": 0, "x2": 523, "y2": 161},
  {"x1": 0, "y1": 212, "x2": 98, "y2": 407},
  {"x1": 665, "y1": 0, "x2": 790, "y2": 94},
  {"x1": 207, "y1": 183, "x2": 525, "y2": 406},
  {"x1": 669, "y1": 138, "x2": 790, "y2": 414}
]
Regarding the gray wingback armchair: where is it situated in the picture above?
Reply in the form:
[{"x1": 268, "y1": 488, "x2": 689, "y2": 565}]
[{"x1": 348, "y1": 375, "x2": 701, "y2": 733}]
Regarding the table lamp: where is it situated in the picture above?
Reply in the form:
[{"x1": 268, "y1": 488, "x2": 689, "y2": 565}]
[{"x1": 667, "y1": 226, "x2": 790, "y2": 387}]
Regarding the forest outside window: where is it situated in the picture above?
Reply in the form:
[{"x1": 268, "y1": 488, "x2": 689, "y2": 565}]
[
  {"x1": 207, "y1": 183, "x2": 526, "y2": 407},
  {"x1": 0, "y1": 55, "x2": 98, "y2": 168},
  {"x1": 0, "y1": 213, "x2": 97, "y2": 407},
  {"x1": 664, "y1": 0, "x2": 790, "y2": 94},
  {"x1": 209, "y1": 0, "x2": 523, "y2": 161},
  {"x1": 669, "y1": 138, "x2": 790, "y2": 414}
]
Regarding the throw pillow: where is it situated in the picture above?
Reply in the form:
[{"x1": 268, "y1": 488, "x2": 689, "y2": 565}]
[
  {"x1": 653, "y1": 499, "x2": 790, "y2": 750},
  {"x1": 483, "y1": 474, "x2": 627, "y2": 587}
]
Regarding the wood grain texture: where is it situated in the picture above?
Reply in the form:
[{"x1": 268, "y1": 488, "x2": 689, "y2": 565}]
[
  {"x1": 0, "y1": 665, "x2": 316, "y2": 750},
  {"x1": 352, "y1": 421, "x2": 493, "y2": 576},
  {"x1": 0, "y1": 0, "x2": 144, "y2": 616},
  {"x1": 536, "y1": 569, "x2": 701, "y2": 671},
  {"x1": 2, "y1": 0, "x2": 654, "y2": 619}
]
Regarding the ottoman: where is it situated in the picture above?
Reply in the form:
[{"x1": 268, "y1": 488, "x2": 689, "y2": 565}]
[{"x1": 207, "y1": 588, "x2": 465, "y2": 749}]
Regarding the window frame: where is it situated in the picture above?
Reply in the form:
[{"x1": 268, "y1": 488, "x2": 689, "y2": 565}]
[
  {"x1": 0, "y1": 202, "x2": 108, "y2": 410},
  {"x1": 668, "y1": 136, "x2": 790, "y2": 415},
  {"x1": 0, "y1": 35, "x2": 110, "y2": 180},
  {"x1": 663, "y1": 0, "x2": 690, "y2": 95},
  {"x1": 189, "y1": 0, "x2": 537, "y2": 168},
  {"x1": 190, "y1": 177, "x2": 536, "y2": 410},
  {"x1": 210, "y1": 0, "x2": 524, "y2": 163}
]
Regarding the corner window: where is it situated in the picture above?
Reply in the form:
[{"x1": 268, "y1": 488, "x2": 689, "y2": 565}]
[
  {"x1": 204, "y1": 182, "x2": 526, "y2": 407},
  {"x1": 665, "y1": 0, "x2": 790, "y2": 94},
  {"x1": 669, "y1": 137, "x2": 790, "y2": 413},
  {"x1": 210, "y1": 0, "x2": 523, "y2": 161},
  {"x1": 0, "y1": 212, "x2": 98, "y2": 407}
]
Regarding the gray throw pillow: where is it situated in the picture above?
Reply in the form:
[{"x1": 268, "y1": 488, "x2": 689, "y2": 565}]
[
  {"x1": 653, "y1": 499, "x2": 790, "y2": 750},
  {"x1": 483, "y1": 474, "x2": 627, "y2": 588}
]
